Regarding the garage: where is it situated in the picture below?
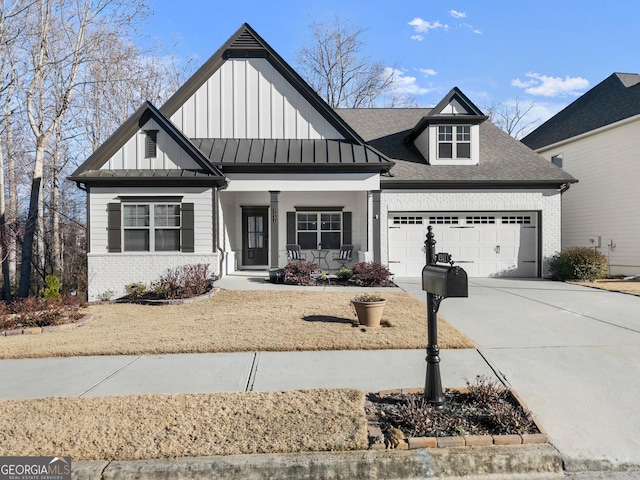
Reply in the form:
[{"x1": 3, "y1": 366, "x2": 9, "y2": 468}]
[{"x1": 388, "y1": 212, "x2": 538, "y2": 277}]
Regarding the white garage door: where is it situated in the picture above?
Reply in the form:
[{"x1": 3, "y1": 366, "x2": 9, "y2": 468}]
[{"x1": 388, "y1": 213, "x2": 538, "y2": 277}]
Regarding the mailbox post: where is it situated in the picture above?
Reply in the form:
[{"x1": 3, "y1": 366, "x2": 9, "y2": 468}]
[{"x1": 422, "y1": 226, "x2": 468, "y2": 408}]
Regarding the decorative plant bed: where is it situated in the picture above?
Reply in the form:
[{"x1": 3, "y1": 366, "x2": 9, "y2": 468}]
[
  {"x1": 366, "y1": 378, "x2": 547, "y2": 450},
  {"x1": 114, "y1": 287, "x2": 219, "y2": 306},
  {"x1": 1, "y1": 314, "x2": 93, "y2": 336}
]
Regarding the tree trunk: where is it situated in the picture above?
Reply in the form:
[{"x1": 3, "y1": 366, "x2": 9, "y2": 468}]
[
  {"x1": 0, "y1": 143, "x2": 10, "y2": 301},
  {"x1": 51, "y1": 127, "x2": 62, "y2": 277},
  {"x1": 18, "y1": 142, "x2": 45, "y2": 298}
]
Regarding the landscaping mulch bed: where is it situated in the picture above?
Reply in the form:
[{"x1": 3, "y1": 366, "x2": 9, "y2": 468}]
[{"x1": 366, "y1": 377, "x2": 545, "y2": 450}]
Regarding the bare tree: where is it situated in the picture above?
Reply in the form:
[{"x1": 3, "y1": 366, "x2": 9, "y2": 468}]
[
  {"x1": 296, "y1": 16, "x2": 395, "y2": 108},
  {"x1": 17, "y1": 0, "x2": 148, "y2": 297},
  {"x1": 485, "y1": 97, "x2": 540, "y2": 140}
]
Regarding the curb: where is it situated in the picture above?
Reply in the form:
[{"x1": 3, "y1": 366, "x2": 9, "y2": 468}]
[{"x1": 72, "y1": 444, "x2": 564, "y2": 480}]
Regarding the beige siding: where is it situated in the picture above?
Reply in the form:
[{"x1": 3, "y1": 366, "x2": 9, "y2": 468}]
[
  {"x1": 102, "y1": 119, "x2": 201, "y2": 171},
  {"x1": 89, "y1": 186, "x2": 214, "y2": 254},
  {"x1": 170, "y1": 58, "x2": 344, "y2": 140},
  {"x1": 539, "y1": 117, "x2": 640, "y2": 273}
]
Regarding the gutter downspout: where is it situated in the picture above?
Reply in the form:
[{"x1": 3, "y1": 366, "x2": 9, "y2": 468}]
[{"x1": 559, "y1": 183, "x2": 571, "y2": 194}]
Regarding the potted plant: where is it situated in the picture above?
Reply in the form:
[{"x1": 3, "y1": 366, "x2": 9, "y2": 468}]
[{"x1": 351, "y1": 293, "x2": 387, "y2": 328}]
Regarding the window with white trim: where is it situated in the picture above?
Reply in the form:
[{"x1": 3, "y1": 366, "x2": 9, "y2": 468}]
[
  {"x1": 297, "y1": 212, "x2": 341, "y2": 250},
  {"x1": 438, "y1": 125, "x2": 471, "y2": 159},
  {"x1": 123, "y1": 203, "x2": 181, "y2": 251}
]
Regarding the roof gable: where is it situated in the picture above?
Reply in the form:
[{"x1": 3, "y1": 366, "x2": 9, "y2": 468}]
[
  {"x1": 160, "y1": 23, "x2": 365, "y2": 143},
  {"x1": 405, "y1": 87, "x2": 488, "y2": 143},
  {"x1": 522, "y1": 72, "x2": 640, "y2": 150},
  {"x1": 69, "y1": 102, "x2": 224, "y2": 184}
]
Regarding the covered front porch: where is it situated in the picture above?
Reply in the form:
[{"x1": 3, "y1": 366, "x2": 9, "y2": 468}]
[{"x1": 217, "y1": 174, "x2": 378, "y2": 274}]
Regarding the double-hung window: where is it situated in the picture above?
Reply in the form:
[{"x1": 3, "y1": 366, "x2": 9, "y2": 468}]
[
  {"x1": 438, "y1": 125, "x2": 471, "y2": 159},
  {"x1": 123, "y1": 203, "x2": 181, "y2": 252},
  {"x1": 296, "y1": 212, "x2": 341, "y2": 250}
]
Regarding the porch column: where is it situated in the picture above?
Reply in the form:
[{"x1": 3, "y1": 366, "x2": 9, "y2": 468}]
[
  {"x1": 372, "y1": 190, "x2": 381, "y2": 263},
  {"x1": 269, "y1": 191, "x2": 280, "y2": 268}
]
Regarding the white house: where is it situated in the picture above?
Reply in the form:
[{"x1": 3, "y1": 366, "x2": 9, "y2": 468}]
[
  {"x1": 522, "y1": 73, "x2": 640, "y2": 276},
  {"x1": 69, "y1": 23, "x2": 576, "y2": 301}
]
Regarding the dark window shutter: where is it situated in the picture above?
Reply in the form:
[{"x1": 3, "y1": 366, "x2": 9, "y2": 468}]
[
  {"x1": 343, "y1": 212, "x2": 352, "y2": 245},
  {"x1": 287, "y1": 212, "x2": 296, "y2": 244},
  {"x1": 181, "y1": 203, "x2": 194, "y2": 252},
  {"x1": 107, "y1": 203, "x2": 121, "y2": 253}
]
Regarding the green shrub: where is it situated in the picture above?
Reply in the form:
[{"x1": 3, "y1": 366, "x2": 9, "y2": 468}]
[
  {"x1": 125, "y1": 283, "x2": 146, "y2": 298},
  {"x1": 549, "y1": 247, "x2": 608, "y2": 281},
  {"x1": 43, "y1": 275, "x2": 61, "y2": 299},
  {"x1": 336, "y1": 267, "x2": 353, "y2": 281}
]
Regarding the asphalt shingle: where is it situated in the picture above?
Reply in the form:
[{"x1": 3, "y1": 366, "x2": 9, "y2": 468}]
[{"x1": 336, "y1": 108, "x2": 575, "y2": 186}]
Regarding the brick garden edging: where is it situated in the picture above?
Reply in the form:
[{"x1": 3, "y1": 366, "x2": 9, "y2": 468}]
[
  {"x1": 111, "y1": 287, "x2": 220, "y2": 306},
  {"x1": 366, "y1": 387, "x2": 548, "y2": 450},
  {"x1": 0, "y1": 314, "x2": 94, "y2": 336}
]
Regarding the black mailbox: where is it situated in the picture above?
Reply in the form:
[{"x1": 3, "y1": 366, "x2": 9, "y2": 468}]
[{"x1": 422, "y1": 264, "x2": 468, "y2": 298}]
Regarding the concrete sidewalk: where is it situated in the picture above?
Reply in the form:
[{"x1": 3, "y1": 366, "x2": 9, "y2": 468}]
[{"x1": 0, "y1": 349, "x2": 498, "y2": 399}]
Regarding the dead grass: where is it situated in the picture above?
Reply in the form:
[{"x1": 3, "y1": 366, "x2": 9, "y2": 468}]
[
  {"x1": 0, "y1": 290, "x2": 473, "y2": 359},
  {"x1": 570, "y1": 279, "x2": 640, "y2": 296},
  {"x1": 0, "y1": 389, "x2": 367, "y2": 461}
]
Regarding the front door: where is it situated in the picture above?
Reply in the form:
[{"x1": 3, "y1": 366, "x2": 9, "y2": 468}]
[{"x1": 242, "y1": 207, "x2": 269, "y2": 267}]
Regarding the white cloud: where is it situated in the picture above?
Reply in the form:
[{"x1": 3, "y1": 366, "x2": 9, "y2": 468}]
[
  {"x1": 419, "y1": 68, "x2": 437, "y2": 77},
  {"x1": 461, "y1": 23, "x2": 482, "y2": 35},
  {"x1": 511, "y1": 72, "x2": 589, "y2": 97},
  {"x1": 450, "y1": 10, "x2": 467, "y2": 18},
  {"x1": 385, "y1": 67, "x2": 431, "y2": 95},
  {"x1": 408, "y1": 18, "x2": 448, "y2": 40}
]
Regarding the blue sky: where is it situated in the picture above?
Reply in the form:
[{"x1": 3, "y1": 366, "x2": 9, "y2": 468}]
[{"x1": 142, "y1": 0, "x2": 640, "y2": 126}]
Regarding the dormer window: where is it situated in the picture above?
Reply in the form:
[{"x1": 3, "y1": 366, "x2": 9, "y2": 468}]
[
  {"x1": 404, "y1": 87, "x2": 488, "y2": 167},
  {"x1": 438, "y1": 125, "x2": 471, "y2": 159}
]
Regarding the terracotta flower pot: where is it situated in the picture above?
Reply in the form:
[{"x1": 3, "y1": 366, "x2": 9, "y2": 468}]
[{"x1": 351, "y1": 298, "x2": 386, "y2": 328}]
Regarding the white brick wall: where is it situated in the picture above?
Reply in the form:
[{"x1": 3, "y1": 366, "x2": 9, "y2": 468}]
[
  {"x1": 87, "y1": 253, "x2": 220, "y2": 302},
  {"x1": 379, "y1": 190, "x2": 562, "y2": 275}
]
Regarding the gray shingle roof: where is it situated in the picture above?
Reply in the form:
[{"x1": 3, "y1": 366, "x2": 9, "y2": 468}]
[
  {"x1": 336, "y1": 108, "x2": 576, "y2": 187},
  {"x1": 191, "y1": 138, "x2": 393, "y2": 173},
  {"x1": 522, "y1": 73, "x2": 640, "y2": 150}
]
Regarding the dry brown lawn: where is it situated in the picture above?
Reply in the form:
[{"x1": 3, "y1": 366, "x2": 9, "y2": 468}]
[
  {"x1": 571, "y1": 279, "x2": 640, "y2": 296},
  {"x1": 0, "y1": 389, "x2": 367, "y2": 461},
  {"x1": 0, "y1": 290, "x2": 473, "y2": 359}
]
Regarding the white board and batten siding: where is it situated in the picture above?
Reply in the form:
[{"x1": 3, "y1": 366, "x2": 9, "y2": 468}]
[
  {"x1": 170, "y1": 58, "x2": 345, "y2": 140},
  {"x1": 101, "y1": 119, "x2": 202, "y2": 171},
  {"x1": 538, "y1": 117, "x2": 640, "y2": 275}
]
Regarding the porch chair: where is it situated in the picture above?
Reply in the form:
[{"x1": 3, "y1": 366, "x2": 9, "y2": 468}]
[
  {"x1": 332, "y1": 244, "x2": 353, "y2": 269},
  {"x1": 286, "y1": 244, "x2": 307, "y2": 261}
]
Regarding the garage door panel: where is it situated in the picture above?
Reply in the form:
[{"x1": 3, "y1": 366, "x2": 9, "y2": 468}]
[{"x1": 388, "y1": 212, "x2": 538, "y2": 278}]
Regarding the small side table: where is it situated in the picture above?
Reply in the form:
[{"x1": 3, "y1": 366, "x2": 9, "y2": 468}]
[{"x1": 314, "y1": 249, "x2": 331, "y2": 270}]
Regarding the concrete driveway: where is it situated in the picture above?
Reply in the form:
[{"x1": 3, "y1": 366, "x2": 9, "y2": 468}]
[{"x1": 396, "y1": 277, "x2": 640, "y2": 472}]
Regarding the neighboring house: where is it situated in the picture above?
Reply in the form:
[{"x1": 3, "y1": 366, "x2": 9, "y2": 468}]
[
  {"x1": 69, "y1": 23, "x2": 575, "y2": 301},
  {"x1": 522, "y1": 73, "x2": 640, "y2": 276}
]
